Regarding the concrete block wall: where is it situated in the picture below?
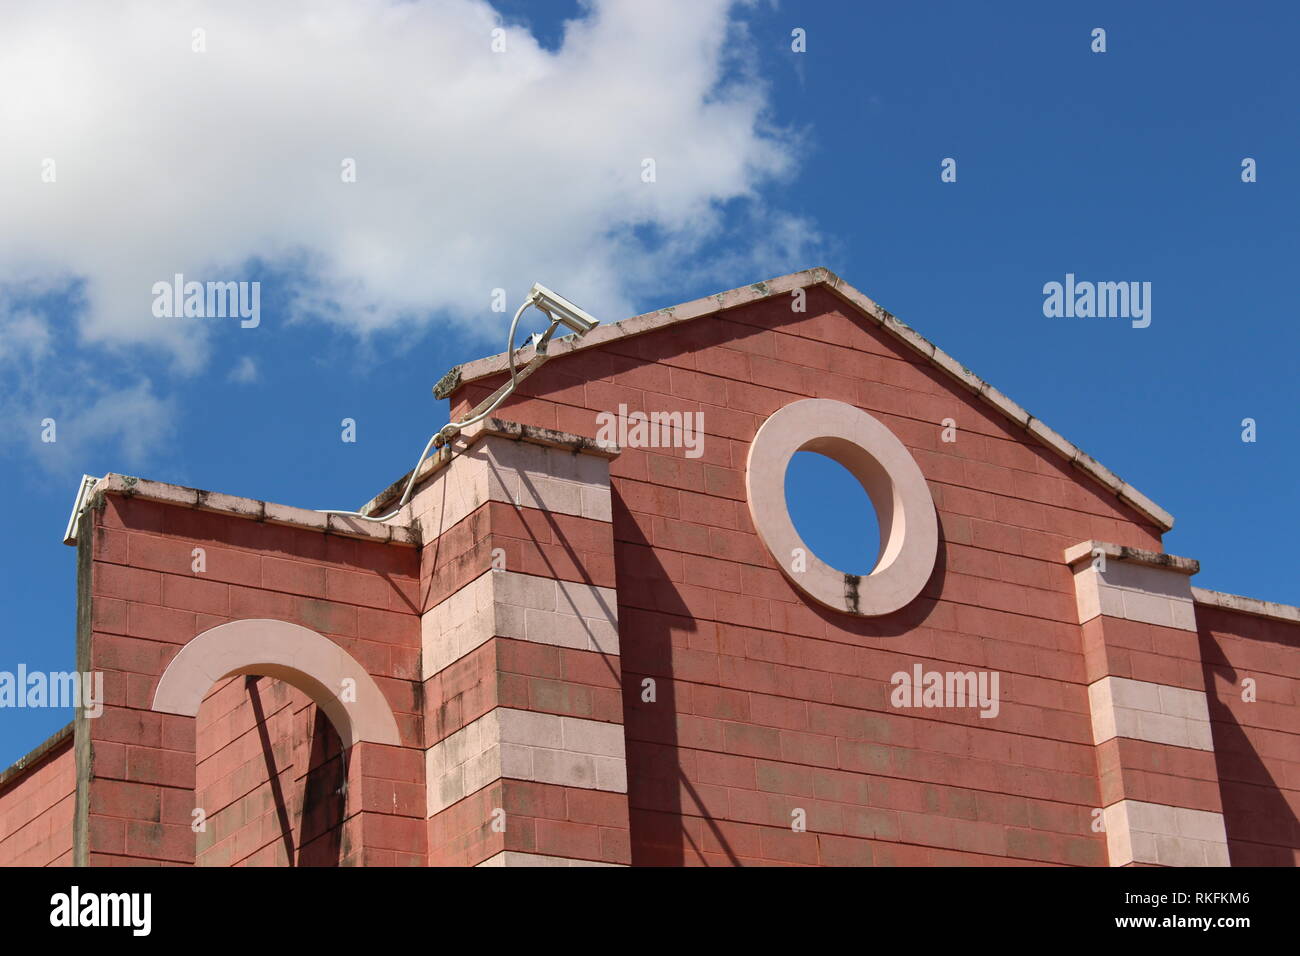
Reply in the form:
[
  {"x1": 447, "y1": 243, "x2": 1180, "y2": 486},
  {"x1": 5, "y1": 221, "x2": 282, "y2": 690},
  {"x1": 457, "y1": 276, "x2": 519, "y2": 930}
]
[
  {"x1": 0, "y1": 729, "x2": 75, "y2": 866},
  {"x1": 1067, "y1": 544, "x2": 1231, "y2": 866},
  {"x1": 1195, "y1": 600, "x2": 1300, "y2": 865},
  {"x1": 195, "y1": 675, "x2": 354, "y2": 866},
  {"x1": 79, "y1": 490, "x2": 426, "y2": 865},
  {"x1": 415, "y1": 428, "x2": 632, "y2": 866},
  {"x1": 4, "y1": 277, "x2": 1294, "y2": 867},
  {"x1": 448, "y1": 287, "x2": 1167, "y2": 865}
]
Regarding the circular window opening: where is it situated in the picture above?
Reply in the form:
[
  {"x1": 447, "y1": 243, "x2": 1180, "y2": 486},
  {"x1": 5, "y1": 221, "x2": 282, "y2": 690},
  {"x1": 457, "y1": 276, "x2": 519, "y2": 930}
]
[
  {"x1": 784, "y1": 451, "x2": 882, "y2": 576},
  {"x1": 746, "y1": 399, "x2": 938, "y2": 617}
]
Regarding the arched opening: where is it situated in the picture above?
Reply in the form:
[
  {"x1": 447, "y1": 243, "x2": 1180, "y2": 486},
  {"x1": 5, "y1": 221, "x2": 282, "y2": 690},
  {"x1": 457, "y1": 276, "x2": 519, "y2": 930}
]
[
  {"x1": 194, "y1": 675, "x2": 349, "y2": 866},
  {"x1": 152, "y1": 619, "x2": 402, "y2": 867}
]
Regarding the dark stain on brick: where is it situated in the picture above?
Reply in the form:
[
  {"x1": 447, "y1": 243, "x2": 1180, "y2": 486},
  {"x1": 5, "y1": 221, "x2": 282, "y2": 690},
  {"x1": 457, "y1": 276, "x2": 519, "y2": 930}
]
[
  {"x1": 299, "y1": 599, "x2": 332, "y2": 634},
  {"x1": 844, "y1": 574, "x2": 861, "y2": 614}
]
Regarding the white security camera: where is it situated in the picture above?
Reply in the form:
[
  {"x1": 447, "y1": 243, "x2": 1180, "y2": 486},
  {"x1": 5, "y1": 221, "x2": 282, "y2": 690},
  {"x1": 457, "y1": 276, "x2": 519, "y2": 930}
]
[{"x1": 528, "y1": 283, "x2": 599, "y2": 334}]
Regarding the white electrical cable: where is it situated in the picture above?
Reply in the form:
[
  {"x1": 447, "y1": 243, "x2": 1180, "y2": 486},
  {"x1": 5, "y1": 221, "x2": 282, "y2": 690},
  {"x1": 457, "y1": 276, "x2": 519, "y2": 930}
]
[
  {"x1": 317, "y1": 296, "x2": 545, "y2": 524},
  {"x1": 439, "y1": 298, "x2": 547, "y2": 436}
]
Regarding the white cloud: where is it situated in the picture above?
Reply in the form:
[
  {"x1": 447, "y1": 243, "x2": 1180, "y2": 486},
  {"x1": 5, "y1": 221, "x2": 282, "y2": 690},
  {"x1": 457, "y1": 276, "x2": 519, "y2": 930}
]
[
  {"x1": 0, "y1": 357, "x2": 176, "y2": 479},
  {"x1": 65, "y1": 380, "x2": 177, "y2": 468},
  {"x1": 227, "y1": 356, "x2": 259, "y2": 384},
  {"x1": 0, "y1": 311, "x2": 51, "y2": 363},
  {"x1": 0, "y1": 284, "x2": 177, "y2": 477},
  {"x1": 0, "y1": 0, "x2": 818, "y2": 372}
]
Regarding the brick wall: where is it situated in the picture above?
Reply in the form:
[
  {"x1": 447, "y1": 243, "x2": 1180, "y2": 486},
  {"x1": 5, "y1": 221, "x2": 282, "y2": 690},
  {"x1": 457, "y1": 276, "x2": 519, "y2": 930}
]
[
  {"x1": 8, "y1": 280, "x2": 1292, "y2": 867},
  {"x1": 448, "y1": 287, "x2": 1167, "y2": 865},
  {"x1": 416, "y1": 431, "x2": 631, "y2": 866},
  {"x1": 195, "y1": 676, "x2": 350, "y2": 866},
  {"x1": 81, "y1": 490, "x2": 426, "y2": 865},
  {"x1": 0, "y1": 728, "x2": 75, "y2": 866},
  {"x1": 1198, "y1": 604, "x2": 1300, "y2": 865}
]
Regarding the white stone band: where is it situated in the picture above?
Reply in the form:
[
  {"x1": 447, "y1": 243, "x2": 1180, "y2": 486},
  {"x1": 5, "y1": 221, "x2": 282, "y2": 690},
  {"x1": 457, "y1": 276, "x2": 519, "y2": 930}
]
[
  {"x1": 426, "y1": 708, "x2": 628, "y2": 817},
  {"x1": 477, "y1": 852, "x2": 624, "y2": 867},
  {"x1": 1103, "y1": 799, "x2": 1229, "y2": 867},
  {"x1": 1087, "y1": 675, "x2": 1214, "y2": 751},
  {"x1": 421, "y1": 570, "x2": 619, "y2": 677},
  {"x1": 1071, "y1": 555, "x2": 1197, "y2": 631}
]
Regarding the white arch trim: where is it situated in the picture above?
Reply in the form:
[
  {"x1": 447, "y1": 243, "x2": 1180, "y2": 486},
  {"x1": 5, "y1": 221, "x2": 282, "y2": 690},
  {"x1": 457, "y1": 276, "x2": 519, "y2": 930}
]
[{"x1": 152, "y1": 619, "x2": 401, "y2": 748}]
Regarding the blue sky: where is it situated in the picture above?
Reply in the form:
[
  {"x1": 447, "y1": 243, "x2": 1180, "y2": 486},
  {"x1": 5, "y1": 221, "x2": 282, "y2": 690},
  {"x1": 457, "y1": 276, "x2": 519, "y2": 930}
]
[{"x1": 1, "y1": 0, "x2": 1296, "y2": 766}]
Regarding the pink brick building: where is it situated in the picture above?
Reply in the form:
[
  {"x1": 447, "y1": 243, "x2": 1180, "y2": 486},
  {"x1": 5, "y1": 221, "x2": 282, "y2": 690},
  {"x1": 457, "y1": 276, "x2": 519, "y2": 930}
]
[{"x1": 2, "y1": 268, "x2": 1296, "y2": 866}]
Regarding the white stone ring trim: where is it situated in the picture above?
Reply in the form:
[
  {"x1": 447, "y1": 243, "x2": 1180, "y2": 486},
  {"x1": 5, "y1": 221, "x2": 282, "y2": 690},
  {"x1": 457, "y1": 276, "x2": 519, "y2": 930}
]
[{"x1": 746, "y1": 399, "x2": 938, "y2": 616}]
